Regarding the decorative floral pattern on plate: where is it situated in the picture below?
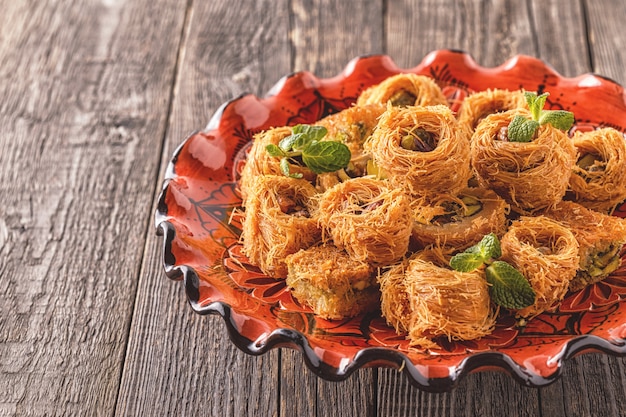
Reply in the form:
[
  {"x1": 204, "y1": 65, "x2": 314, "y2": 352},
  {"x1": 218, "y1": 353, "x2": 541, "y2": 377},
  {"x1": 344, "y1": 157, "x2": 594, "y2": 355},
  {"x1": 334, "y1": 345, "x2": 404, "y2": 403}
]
[{"x1": 156, "y1": 49, "x2": 626, "y2": 391}]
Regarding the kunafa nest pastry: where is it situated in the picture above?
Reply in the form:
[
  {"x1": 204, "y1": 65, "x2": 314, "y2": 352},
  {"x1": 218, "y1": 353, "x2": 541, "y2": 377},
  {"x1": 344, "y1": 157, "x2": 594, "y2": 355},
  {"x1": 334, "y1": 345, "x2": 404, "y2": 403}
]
[
  {"x1": 241, "y1": 175, "x2": 321, "y2": 278},
  {"x1": 239, "y1": 126, "x2": 317, "y2": 200},
  {"x1": 500, "y1": 216, "x2": 580, "y2": 319},
  {"x1": 356, "y1": 73, "x2": 448, "y2": 108},
  {"x1": 285, "y1": 245, "x2": 379, "y2": 320},
  {"x1": 457, "y1": 88, "x2": 527, "y2": 132},
  {"x1": 378, "y1": 247, "x2": 496, "y2": 349},
  {"x1": 316, "y1": 177, "x2": 412, "y2": 266},
  {"x1": 543, "y1": 201, "x2": 626, "y2": 291},
  {"x1": 366, "y1": 104, "x2": 472, "y2": 200},
  {"x1": 314, "y1": 104, "x2": 386, "y2": 192},
  {"x1": 470, "y1": 109, "x2": 577, "y2": 213},
  {"x1": 569, "y1": 127, "x2": 626, "y2": 213},
  {"x1": 315, "y1": 103, "x2": 385, "y2": 156},
  {"x1": 411, "y1": 187, "x2": 509, "y2": 250}
]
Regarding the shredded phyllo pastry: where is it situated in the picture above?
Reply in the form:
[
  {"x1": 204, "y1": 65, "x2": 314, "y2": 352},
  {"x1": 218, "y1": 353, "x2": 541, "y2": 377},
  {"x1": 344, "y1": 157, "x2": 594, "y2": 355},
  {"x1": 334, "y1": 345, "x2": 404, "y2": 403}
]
[
  {"x1": 470, "y1": 108, "x2": 577, "y2": 213},
  {"x1": 285, "y1": 245, "x2": 379, "y2": 319},
  {"x1": 241, "y1": 175, "x2": 321, "y2": 278},
  {"x1": 236, "y1": 74, "x2": 626, "y2": 349},
  {"x1": 500, "y1": 216, "x2": 580, "y2": 319},
  {"x1": 457, "y1": 88, "x2": 528, "y2": 132},
  {"x1": 316, "y1": 177, "x2": 412, "y2": 266},
  {"x1": 366, "y1": 104, "x2": 471, "y2": 201},
  {"x1": 379, "y1": 247, "x2": 496, "y2": 349},
  {"x1": 569, "y1": 128, "x2": 626, "y2": 213}
]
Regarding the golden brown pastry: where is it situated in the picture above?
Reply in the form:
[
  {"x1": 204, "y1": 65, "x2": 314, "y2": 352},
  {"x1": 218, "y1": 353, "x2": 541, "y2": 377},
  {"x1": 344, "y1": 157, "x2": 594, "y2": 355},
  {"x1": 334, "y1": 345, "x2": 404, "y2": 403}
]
[
  {"x1": 543, "y1": 201, "x2": 626, "y2": 291},
  {"x1": 239, "y1": 126, "x2": 316, "y2": 200},
  {"x1": 366, "y1": 104, "x2": 472, "y2": 201},
  {"x1": 500, "y1": 216, "x2": 580, "y2": 319},
  {"x1": 378, "y1": 247, "x2": 496, "y2": 349},
  {"x1": 356, "y1": 73, "x2": 448, "y2": 107},
  {"x1": 457, "y1": 88, "x2": 527, "y2": 133},
  {"x1": 569, "y1": 128, "x2": 626, "y2": 213},
  {"x1": 241, "y1": 175, "x2": 321, "y2": 278},
  {"x1": 471, "y1": 109, "x2": 577, "y2": 213},
  {"x1": 285, "y1": 245, "x2": 379, "y2": 320},
  {"x1": 411, "y1": 187, "x2": 509, "y2": 250},
  {"x1": 316, "y1": 177, "x2": 412, "y2": 266}
]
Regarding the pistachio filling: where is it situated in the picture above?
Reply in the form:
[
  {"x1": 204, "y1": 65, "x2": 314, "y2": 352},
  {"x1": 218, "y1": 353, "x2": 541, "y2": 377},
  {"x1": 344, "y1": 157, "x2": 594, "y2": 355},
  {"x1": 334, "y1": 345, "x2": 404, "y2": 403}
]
[
  {"x1": 585, "y1": 244, "x2": 621, "y2": 278},
  {"x1": 389, "y1": 90, "x2": 417, "y2": 107},
  {"x1": 400, "y1": 127, "x2": 437, "y2": 152},
  {"x1": 337, "y1": 154, "x2": 374, "y2": 181},
  {"x1": 576, "y1": 153, "x2": 606, "y2": 183},
  {"x1": 277, "y1": 194, "x2": 310, "y2": 217},
  {"x1": 431, "y1": 195, "x2": 483, "y2": 225}
]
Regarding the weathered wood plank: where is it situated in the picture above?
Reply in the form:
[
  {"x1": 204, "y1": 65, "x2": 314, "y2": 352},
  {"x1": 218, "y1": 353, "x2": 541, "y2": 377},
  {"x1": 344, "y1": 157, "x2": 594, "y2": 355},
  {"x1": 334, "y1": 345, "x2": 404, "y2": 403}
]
[
  {"x1": 280, "y1": 1, "x2": 383, "y2": 416},
  {"x1": 115, "y1": 1, "x2": 291, "y2": 416},
  {"x1": 0, "y1": 0, "x2": 185, "y2": 415},
  {"x1": 385, "y1": 0, "x2": 537, "y2": 70},
  {"x1": 585, "y1": 0, "x2": 626, "y2": 85}
]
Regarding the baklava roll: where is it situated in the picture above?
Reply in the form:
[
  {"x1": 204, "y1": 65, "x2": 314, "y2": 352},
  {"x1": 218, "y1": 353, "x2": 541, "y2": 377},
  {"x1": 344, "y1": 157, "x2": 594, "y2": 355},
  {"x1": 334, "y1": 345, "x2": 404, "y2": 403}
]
[
  {"x1": 356, "y1": 73, "x2": 448, "y2": 108},
  {"x1": 378, "y1": 247, "x2": 496, "y2": 349},
  {"x1": 569, "y1": 128, "x2": 626, "y2": 213},
  {"x1": 239, "y1": 126, "x2": 316, "y2": 201},
  {"x1": 366, "y1": 104, "x2": 472, "y2": 200},
  {"x1": 316, "y1": 177, "x2": 412, "y2": 266},
  {"x1": 500, "y1": 216, "x2": 580, "y2": 319},
  {"x1": 241, "y1": 175, "x2": 321, "y2": 278},
  {"x1": 457, "y1": 88, "x2": 527, "y2": 133},
  {"x1": 285, "y1": 245, "x2": 379, "y2": 320},
  {"x1": 543, "y1": 201, "x2": 626, "y2": 291},
  {"x1": 411, "y1": 187, "x2": 509, "y2": 250},
  {"x1": 471, "y1": 109, "x2": 577, "y2": 213}
]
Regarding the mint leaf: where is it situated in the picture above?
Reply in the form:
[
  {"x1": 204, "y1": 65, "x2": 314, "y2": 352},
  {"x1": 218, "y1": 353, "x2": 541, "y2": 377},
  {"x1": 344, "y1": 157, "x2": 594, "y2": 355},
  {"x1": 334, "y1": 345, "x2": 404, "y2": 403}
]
[
  {"x1": 450, "y1": 233, "x2": 502, "y2": 272},
  {"x1": 538, "y1": 110, "x2": 574, "y2": 131},
  {"x1": 292, "y1": 125, "x2": 328, "y2": 142},
  {"x1": 302, "y1": 141, "x2": 351, "y2": 174},
  {"x1": 525, "y1": 92, "x2": 549, "y2": 120},
  {"x1": 267, "y1": 124, "x2": 346, "y2": 177},
  {"x1": 465, "y1": 233, "x2": 501, "y2": 260},
  {"x1": 450, "y1": 252, "x2": 485, "y2": 272},
  {"x1": 509, "y1": 91, "x2": 574, "y2": 142},
  {"x1": 278, "y1": 133, "x2": 303, "y2": 151},
  {"x1": 507, "y1": 115, "x2": 539, "y2": 142},
  {"x1": 478, "y1": 232, "x2": 502, "y2": 259},
  {"x1": 485, "y1": 261, "x2": 536, "y2": 309},
  {"x1": 266, "y1": 144, "x2": 287, "y2": 157},
  {"x1": 279, "y1": 157, "x2": 302, "y2": 178}
]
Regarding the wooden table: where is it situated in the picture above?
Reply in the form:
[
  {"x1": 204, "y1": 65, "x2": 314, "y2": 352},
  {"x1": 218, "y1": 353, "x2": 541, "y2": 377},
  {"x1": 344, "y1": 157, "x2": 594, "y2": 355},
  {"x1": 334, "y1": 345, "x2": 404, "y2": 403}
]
[{"x1": 2, "y1": 1, "x2": 626, "y2": 416}]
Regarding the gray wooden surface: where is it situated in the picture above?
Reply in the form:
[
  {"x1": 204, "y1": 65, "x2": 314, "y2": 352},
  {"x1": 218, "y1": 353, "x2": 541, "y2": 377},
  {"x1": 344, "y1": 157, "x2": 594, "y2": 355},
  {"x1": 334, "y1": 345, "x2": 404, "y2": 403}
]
[{"x1": 1, "y1": 0, "x2": 625, "y2": 416}]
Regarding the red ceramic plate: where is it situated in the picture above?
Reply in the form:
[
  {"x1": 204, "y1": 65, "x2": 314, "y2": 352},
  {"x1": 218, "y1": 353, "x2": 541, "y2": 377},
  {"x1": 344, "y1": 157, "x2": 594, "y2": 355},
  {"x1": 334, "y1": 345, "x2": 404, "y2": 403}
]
[{"x1": 156, "y1": 49, "x2": 626, "y2": 391}]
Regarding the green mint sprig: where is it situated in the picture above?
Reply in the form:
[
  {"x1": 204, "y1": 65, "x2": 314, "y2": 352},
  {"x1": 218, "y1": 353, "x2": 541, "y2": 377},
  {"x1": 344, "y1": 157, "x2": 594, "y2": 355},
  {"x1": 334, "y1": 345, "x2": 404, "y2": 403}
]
[
  {"x1": 265, "y1": 124, "x2": 351, "y2": 178},
  {"x1": 507, "y1": 92, "x2": 574, "y2": 142},
  {"x1": 449, "y1": 233, "x2": 536, "y2": 310}
]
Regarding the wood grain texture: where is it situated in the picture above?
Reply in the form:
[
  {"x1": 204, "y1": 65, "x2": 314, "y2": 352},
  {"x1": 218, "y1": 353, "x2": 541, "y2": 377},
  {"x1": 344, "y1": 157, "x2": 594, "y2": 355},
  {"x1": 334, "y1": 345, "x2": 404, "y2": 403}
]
[
  {"x1": 385, "y1": 0, "x2": 537, "y2": 69},
  {"x1": 115, "y1": 1, "x2": 291, "y2": 416},
  {"x1": 585, "y1": 0, "x2": 626, "y2": 85},
  {"x1": 0, "y1": 0, "x2": 185, "y2": 415}
]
